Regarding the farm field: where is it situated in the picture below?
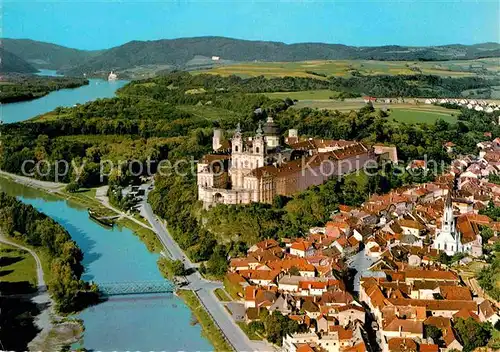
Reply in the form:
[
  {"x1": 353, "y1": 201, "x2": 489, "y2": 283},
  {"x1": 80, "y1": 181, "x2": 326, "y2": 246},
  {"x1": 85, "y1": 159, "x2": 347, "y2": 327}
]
[
  {"x1": 194, "y1": 58, "x2": 499, "y2": 79},
  {"x1": 263, "y1": 89, "x2": 336, "y2": 100},
  {"x1": 389, "y1": 108, "x2": 457, "y2": 124}
]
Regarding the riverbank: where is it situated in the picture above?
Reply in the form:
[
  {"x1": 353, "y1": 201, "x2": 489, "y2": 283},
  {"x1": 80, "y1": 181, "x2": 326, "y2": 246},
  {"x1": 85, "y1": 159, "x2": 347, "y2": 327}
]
[{"x1": 177, "y1": 289, "x2": 233, "y2": 352}]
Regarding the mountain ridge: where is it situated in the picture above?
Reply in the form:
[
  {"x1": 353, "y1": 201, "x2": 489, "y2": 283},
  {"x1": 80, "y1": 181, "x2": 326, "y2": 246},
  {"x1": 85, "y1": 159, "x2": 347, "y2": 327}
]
[
  {"x1": 0, "y1": 48, "x2": 38, "y2": 73},
  {"x1": 2, "y1": 37, "x2": 499, "y2": 76}
]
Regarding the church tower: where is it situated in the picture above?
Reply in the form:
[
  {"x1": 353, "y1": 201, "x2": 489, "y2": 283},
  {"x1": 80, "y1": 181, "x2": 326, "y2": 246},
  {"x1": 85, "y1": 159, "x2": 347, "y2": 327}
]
[
  {"x1": 263, "y1": 116, "x2": 280, "y2": 148},
  {"x1": 441, "y1": 191, "x2": 455, "y2": 235},
  {"x1": 434, "y1": 189, "x2": 461, "y2": 255},
  {"x1": 230, "y1": 123, "x2": 244, "y2": 189}
]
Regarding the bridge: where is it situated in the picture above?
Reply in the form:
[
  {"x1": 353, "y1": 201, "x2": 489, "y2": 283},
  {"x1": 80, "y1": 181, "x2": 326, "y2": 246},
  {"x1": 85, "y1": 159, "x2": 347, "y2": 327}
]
[{"x1": 98, "y1": 280, "x2": 177, "y2": 296}]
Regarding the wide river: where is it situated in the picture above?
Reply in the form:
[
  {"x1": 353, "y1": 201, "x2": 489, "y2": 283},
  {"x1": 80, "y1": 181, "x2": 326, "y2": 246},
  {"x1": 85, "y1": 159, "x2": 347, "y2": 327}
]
[
  {"x1": 2, "y1": 70, "x2": 128, "y2": 123},
  {"x1": 0, "y1": 75, "x2": 212, "y2": 350}
]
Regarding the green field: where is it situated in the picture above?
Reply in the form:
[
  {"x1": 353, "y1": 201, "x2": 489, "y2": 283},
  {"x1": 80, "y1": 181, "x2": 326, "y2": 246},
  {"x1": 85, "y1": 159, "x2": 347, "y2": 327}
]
[
  {"x1": 0, "y1": 244, "x2": 37, "y2": 290},
  {"x1": 389, "y1": 108, "x2": 457, "y2": 124},
  {"x1": 194, "y1": 58, "x2": 499, "y2": 79},
  {"x1": 214, "y1": 288, "x2": 231, "y2": 302},
  {"x1": 177, "y1": 104, "x2": 243, "y2": 121}
]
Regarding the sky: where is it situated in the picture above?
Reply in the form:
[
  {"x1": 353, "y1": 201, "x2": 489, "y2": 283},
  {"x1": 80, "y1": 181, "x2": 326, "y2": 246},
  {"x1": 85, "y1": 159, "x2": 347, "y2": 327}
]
[{"x1": 3, "y1": 0, "x2": 500, "y2": 50}]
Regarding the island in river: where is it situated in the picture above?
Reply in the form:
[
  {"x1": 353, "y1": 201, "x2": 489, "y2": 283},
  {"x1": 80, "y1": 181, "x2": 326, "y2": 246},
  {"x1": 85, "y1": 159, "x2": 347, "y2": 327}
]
[{"x1": 0, "y1": 73, "x2": 89, "y2": 104}]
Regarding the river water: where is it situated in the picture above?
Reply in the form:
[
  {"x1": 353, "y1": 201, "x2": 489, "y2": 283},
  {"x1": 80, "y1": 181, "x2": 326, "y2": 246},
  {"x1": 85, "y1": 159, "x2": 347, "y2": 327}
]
[
  {"x1": 0, "y1": 76, "x2": 212, "y2": 350},
  {"x1": 2, "y1": 71, "x2": 128, "y2": 124}
]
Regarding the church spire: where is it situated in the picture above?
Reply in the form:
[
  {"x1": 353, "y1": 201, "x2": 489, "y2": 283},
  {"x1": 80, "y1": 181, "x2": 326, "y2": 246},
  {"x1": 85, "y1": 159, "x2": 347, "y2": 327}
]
[{"x1": 256, "y1": 121, "x2": 263, "y2": 138}]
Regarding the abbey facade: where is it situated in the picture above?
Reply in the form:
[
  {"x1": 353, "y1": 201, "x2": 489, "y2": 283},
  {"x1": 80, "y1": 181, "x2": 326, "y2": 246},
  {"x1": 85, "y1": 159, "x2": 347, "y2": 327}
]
[{"x1": 197, "y1": 117, "x2": 375, "y2": 208}]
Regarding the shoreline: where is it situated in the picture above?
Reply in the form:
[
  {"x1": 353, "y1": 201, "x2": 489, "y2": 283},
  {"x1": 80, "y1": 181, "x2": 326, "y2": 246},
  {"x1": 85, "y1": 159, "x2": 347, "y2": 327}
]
[{"x1": 0, "y1": 81, "x2": 90, "y2": 105}]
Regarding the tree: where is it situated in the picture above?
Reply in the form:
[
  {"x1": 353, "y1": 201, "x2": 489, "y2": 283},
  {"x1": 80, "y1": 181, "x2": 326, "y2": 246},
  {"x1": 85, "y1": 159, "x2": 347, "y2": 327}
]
[
  {"x1": 65, "y1": 182, "x2": 79, "y2": 193},
  {"x1": 454, "y1": 318, "x2": 492, "y2": 352},
  {"x1": 288, "y1": 266, "x2": 300, "y2": 276},
  {"x1": 425, "y1": 325, "x2": 442, "y2": 342},
  {"x1": 206, "y1": 245, "x2": 229, "y2": 278}
]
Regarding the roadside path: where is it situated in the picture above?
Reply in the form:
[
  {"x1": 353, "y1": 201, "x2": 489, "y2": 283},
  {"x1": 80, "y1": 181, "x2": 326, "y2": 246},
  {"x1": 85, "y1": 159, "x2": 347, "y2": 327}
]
[
  {"x1": 140, "y1": 193, "x2": 272, "y2": 352},
  {"x1": 0, "y1": 170, "x2": 64, "y2": 191}
]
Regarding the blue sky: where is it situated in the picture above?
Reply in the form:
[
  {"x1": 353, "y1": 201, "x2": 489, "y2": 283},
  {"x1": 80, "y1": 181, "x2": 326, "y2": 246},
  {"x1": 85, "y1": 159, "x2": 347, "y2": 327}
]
[{"x1": 3, "y1": 1, "x2": 499, "y2": 50}]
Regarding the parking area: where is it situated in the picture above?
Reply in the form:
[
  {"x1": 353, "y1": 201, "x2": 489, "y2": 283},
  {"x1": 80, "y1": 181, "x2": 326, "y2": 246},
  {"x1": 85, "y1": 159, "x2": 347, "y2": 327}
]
[{"x1": 225, "y1": 302, "x2": 246, "y2": 322}]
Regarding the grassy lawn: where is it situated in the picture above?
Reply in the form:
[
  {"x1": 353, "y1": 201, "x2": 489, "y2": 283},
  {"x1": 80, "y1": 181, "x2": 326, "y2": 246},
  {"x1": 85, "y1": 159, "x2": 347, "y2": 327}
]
[
  {"x1": 389, "y1": 108, "x2": 457, "y2": 124},
  {"x1": 214, "y1": 288, "x2": 231, "y2": 302},
  {"x1": 177, "y1": 290, "x2": 233, "y2": 352},
  {"x1": 236, "y1": 322, "x2": 263, "y2": 341},
  {"x1": 0, "y1": 244, "x2": 38, "y2": 293}
]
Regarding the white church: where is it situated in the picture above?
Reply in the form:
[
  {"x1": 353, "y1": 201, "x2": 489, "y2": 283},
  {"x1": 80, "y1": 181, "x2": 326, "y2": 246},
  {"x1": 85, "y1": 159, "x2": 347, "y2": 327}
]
[{"x1": 433, "y1": 191, "x2": 483, "y2": 257}]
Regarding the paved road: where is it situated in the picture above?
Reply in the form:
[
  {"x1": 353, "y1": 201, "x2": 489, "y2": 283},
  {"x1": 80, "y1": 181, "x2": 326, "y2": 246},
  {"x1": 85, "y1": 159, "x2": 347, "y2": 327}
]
[
  {"x1": 0, "y1": 236, "x2": 45, "y2": 291},
  {"x1": 140, "y1": 196, "x2": 271, "y2": 352}
]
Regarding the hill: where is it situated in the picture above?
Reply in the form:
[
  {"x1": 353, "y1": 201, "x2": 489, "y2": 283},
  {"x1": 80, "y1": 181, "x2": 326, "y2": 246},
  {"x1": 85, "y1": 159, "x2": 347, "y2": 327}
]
[
  {"x1": 0, "y1": 48, "x2": 37, "y2": 73},
  {"x1": 61, "y1": 37, "x2": 500, "y2": 76},
  {"x1": 2, "y1": 38, "x2": 102, "y2": 71}
]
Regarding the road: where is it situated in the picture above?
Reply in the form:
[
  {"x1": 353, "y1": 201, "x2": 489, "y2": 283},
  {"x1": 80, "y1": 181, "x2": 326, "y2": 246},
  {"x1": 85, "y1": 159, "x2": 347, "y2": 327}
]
[{"x1": 140, "y1": 196, "x2": 271, "y2": 352}]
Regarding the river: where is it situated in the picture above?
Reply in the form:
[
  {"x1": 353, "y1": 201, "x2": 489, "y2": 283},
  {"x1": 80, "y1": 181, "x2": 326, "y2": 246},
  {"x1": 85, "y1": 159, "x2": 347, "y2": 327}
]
[
  {"x1": 0, "y1": 178, "x2": 211, "y2": 351},
  {"x1": 0, "y1": 75, "x2": 213, "y2": 350},
  {"x1": 2, "y1": 70, "x2": 128, "y2": 124}
]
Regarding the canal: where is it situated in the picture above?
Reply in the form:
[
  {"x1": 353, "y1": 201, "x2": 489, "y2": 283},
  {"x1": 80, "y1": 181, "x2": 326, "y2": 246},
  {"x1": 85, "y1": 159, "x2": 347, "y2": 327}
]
[{"x1": 0, "y1": 76, "x2": 213, "y2": 350}]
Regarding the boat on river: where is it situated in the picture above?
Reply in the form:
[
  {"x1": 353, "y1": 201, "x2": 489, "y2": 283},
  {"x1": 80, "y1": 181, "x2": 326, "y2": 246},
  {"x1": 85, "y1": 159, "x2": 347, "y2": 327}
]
[{"x1": 88, "y1": 208, "x2": 115, "y2": 228}]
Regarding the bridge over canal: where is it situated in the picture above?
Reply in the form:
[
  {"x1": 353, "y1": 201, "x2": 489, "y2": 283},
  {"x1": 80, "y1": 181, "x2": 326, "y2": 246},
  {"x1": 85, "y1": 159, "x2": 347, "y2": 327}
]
[{"x1": 98, "y1": 280, "x2": 177, "y2": 296}]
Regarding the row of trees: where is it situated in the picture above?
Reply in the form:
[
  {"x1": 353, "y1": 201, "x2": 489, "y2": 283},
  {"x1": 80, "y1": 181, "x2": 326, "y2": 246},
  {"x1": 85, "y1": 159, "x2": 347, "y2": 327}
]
[
  {"x1": 121, "y1": 71, "x2": 497, "y2": 98},
  {"x1": 0, "y1": 192, "x2": 98, "y2": 313}
]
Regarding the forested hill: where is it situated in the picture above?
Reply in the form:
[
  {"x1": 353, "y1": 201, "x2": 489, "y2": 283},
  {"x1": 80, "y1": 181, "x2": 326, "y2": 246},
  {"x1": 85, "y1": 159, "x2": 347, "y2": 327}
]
[
  {"x1": 63, "y1": 38, "x2": 500, "y2": 75},
  {"x1": 5, "y1": 37, "x2": 498, "y2": 76},
  {"x1": 0, "y1": 48, "x2": 37, "y2": 73},
  {"x1": 2, "y1": 38, "x2": 102, "y2": 70}
]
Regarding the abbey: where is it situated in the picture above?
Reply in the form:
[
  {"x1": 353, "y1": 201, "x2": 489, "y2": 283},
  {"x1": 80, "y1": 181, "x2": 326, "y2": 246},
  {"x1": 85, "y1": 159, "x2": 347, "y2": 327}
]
[{"x1": 197, "y1": 117, "x2": 375, "y2": 208}]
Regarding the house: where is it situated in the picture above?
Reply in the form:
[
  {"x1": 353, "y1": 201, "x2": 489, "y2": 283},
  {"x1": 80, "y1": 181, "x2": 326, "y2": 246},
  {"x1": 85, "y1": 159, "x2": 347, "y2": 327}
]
[
  {"x1": 248, "y1": 239, "x2": 280, "y2": 253},
  {"x1": 381, "y1": 318, "x2": 423, "y2": 340},
  {"x1": 442, "y1": 327, "x2": 462, "y2": 351},
  {"x1": 443, "y1": 142, "x2": 455, "y2": 153},
  {"x1": 302, "y1": 300, "x2": 321, "y2": 319},
  {"x1": 291, "y1": 241, "x2": 315, "y2": 257},
  {"x1": 336, "y1": 304, "x2": 366, "y2": 326},
  {"x1": 269, "y1": 294, "x2": 293, "y2": 315},
  {"x1": 399, "y1": 219, "x2": 425, "y2": 237},
  {"x1": 386, "y1": 338, "x2": 417, "y2": 352},
  {"x1": 478, "y1": 299, "x2": 499, "y2": 325}
]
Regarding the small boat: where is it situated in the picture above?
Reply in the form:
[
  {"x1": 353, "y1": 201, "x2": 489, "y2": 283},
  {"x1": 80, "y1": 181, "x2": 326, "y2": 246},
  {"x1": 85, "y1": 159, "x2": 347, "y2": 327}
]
[{"x1": 88, "y1": 208, "x2": 115, "y2": 228}]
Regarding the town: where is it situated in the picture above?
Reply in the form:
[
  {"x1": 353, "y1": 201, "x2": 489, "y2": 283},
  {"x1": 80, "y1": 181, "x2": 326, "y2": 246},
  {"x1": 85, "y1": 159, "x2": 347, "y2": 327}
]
[{"x1": 196, "y1": 122, "x2": 500, "y2": 351}]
